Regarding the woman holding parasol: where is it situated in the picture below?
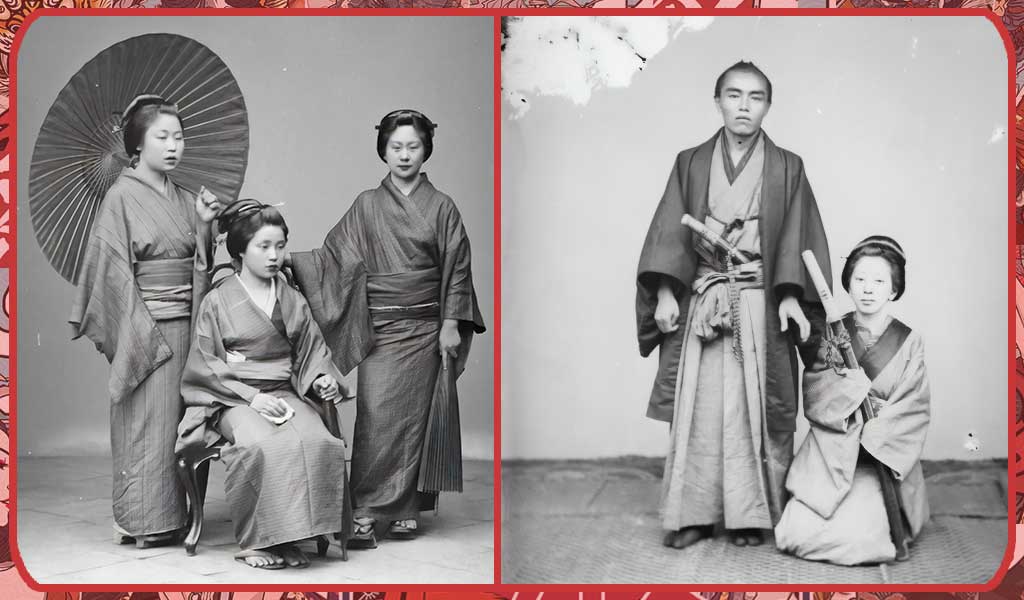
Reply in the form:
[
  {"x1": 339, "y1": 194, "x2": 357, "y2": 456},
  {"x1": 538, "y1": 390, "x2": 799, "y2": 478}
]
[
  {"x1": 289, "y1": 109, "x2": 486, "y2": 547},
  {"x1": 69, "y1": 95, "x2": 223, "y2": 547}
]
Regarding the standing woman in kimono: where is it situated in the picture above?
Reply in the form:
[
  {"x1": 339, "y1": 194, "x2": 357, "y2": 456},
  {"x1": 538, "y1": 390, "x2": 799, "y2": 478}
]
[
  {"x1": 70, "y1": 95, "x2": 221, "y2": 547},
  {"x1": 774, "y1": 236, "x2": 931, "y2": 565},
  {"x1": 290, "y1": 109, "x2": 486, "y2": 548},
  {"x1": 176, "y1": 200, "x2": 354, "y2": 569}
]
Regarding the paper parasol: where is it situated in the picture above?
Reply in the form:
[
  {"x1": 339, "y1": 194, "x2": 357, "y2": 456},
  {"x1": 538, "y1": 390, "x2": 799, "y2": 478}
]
[{"x1": 28, "y1": 33, "x2": 249, "y2": 283}]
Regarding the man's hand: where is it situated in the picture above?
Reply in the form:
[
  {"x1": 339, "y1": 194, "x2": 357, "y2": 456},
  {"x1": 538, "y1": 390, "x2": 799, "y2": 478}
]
[
  {"x1": 655, "y1": 285, "x2": 680, "y2": 333},
  {"x1": 778, "y1": 295, "x2": 810, "y2": 342}
]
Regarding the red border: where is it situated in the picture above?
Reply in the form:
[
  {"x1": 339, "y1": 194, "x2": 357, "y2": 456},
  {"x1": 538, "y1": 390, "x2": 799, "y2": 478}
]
[{"x1": 4, "y1": 7, "x2": 1017, "y2": 593}]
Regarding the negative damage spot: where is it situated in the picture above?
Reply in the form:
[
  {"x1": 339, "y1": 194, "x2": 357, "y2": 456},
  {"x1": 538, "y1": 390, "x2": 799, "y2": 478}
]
[{"x1": 502, "y1": 17, "x2": 714, "y2": 119}]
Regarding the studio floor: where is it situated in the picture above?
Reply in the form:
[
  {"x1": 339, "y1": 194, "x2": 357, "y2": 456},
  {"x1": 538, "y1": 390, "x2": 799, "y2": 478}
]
[
  {"x1": 16, "y1": 456, "x2": 494, "y2": 584},
  {"x1": 502, "y1": 457, "x2": 1010, "y2": 584}
]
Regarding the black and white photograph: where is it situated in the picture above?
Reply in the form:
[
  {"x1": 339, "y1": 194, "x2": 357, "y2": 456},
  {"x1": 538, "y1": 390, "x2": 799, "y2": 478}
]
[
  {"x1": 16, "y1": 16, "x2": 494, "y2": 584},
  {"x1": 500, "y1": 15, "x2": 1010, "y2": 584}
]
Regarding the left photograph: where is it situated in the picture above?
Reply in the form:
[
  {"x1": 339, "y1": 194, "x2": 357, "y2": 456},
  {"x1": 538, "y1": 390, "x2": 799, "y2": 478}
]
[{"x1": 14, "y1": 15, "x2": 494, "y2": 584}]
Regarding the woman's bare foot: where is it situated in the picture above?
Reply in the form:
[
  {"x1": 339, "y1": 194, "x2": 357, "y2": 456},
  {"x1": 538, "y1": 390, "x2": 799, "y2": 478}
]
[
  {"x1": 234, "y1": 548, "x2": 285, "y2": 569},
  {"x1": 275, "y1": 544, "x2": 310, "y2": 568}
]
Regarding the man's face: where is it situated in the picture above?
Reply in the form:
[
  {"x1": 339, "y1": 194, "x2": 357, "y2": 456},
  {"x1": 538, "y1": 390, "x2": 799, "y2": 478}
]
[{"x1": 715, "y1": 70, "x2": 770, "y2": 137}]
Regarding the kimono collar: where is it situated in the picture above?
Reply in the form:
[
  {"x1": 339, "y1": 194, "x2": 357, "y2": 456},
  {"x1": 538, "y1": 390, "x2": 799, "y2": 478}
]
[
  {"x1": 841, "y1": 312, "x2": 912, "y2": 380},
  {"x1": 695, "y1": 128, "x2": 779, "y2": 168},
  {"x1": 382, "y1": 172, "x2": 431, "y2": 199},
  {"x1": 718, "y1": 128, "x2": 763, "y2": 185},
  {"x1": 120, "y1": 167, "x2": 174, "y2": 198}
]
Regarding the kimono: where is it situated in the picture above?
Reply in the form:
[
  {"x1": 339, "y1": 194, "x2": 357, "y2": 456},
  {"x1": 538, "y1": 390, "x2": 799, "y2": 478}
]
[
  {"x1": 70, "y1": 169, "x2": 212, "y2": 537},
  {"x1": 291, "y1": 174, "x2": 486, "y2": 522},
  {"x1": 774, "y1": 314, "x2": 930, "y2": 565},
  {"x1": 176, "y1": 274, "x2": 351, "y2": 550},
  {"x1": 636, "y1": 129, "x2": 831, "y2": 530}
]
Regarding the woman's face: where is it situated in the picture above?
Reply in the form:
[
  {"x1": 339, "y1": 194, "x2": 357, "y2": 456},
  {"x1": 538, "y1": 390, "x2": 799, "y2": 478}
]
[
  {"x1": 137, "y1": 113, "x2": 184, "y2": 173},
  {"x1": 241, "y1": 224, "x2": 287, "y2": 281},
  {"x1": 384, "y1": 125, "x2": 425, "y2": 183},
  {"x1": 848, "y1": 255, "x2": 896, "y2": 317}
]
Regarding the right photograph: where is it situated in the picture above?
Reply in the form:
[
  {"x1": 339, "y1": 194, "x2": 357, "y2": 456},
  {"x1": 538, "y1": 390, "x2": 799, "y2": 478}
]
[{"x1": 500, "y1": 16, "x2": 1010, "y2": 584}]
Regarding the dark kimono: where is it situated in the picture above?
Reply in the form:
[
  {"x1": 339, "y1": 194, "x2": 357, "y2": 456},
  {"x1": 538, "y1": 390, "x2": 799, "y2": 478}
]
[
  {"x1": 176, "y1": 274, "x2": 350, "y2": 550},
  {"x1": 70, "y1": 169, "x2": 212, "y2": 537},
  {"x1": 291, "y1": 174, "x2": 486, "y2": 522},
  {"x1": 637, "y1": 130, "x2": 831, "y2": 528},
  {"x1": 775, "y1": 315, "x2": 930, "y2": 565}
]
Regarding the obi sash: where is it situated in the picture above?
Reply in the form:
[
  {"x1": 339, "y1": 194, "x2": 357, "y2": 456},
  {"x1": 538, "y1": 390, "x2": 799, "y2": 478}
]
[
  {"x1": 226, "y1": 357, "x2": 292, "y2": 382},
  {"x1": 134, "y1": 257, "x2": 193, "y2": 320},
  {"x1": 691, "y1": 258, "x2": 765, "y2": 362},
  {"x1": 367, "y1": 267, "x2": 441, "y2": 321}
]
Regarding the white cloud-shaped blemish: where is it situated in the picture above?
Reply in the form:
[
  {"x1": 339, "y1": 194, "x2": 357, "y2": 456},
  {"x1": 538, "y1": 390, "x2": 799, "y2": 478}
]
[
  {"x1": 911, "y1": 36, "x2": 918, "y2": 59},
  {"x1": 989, "y1": 126, "x2": 1007, "y2": 144},
  {"x1": 502, "y1": 17, "x2": 714, "y2": 119}
]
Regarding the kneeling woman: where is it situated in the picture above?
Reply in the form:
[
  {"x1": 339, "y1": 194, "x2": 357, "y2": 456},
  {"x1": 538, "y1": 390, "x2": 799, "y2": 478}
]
[
  {"x1": 177, "y1": 200, "x2": 353, "y2": 569},
  {"x1": 774, "y1": 235, "x2": 930, "y2": 565}
]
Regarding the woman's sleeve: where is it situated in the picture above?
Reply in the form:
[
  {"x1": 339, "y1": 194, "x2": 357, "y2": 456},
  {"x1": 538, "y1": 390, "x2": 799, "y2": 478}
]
[
  {"x1": 69, "y1": 191, "x2": 173, "y2": 404},
  {"x1": 798, "y1": 310, "x2": 871, "y2": 433},
  {"x1": 180, "y1": 294, "x2": 260, "y2": 408},
  {"x1": 860, "y1": 335, "x2": 931, "y2": 481},
  {"x1": 438, "y1": 198, "x2": 485, "y2": 334},
  {"x1": 290, "y1": 291, "x2": 347, "y2": 398}
]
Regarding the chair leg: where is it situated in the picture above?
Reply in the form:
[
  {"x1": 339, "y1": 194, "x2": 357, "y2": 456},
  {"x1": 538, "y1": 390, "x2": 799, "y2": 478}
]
[
  {"x1": 175, "y1": 446, "x2": 220, "y2": 556},
  {"x1": 176, "y1": 456, "x2": 202, "y2": 556},
  {"x1": 196, "y1": 460, "x2": 211, "y2": 506}
]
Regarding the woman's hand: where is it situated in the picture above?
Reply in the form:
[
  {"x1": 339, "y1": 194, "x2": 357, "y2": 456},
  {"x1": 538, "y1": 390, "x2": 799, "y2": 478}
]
[
  {"x1": 195, "y1": 186, "x2": 223, "y2": 224},
  {"x1": 439, "y1": 319, "x2": 461, "y2": 371},
  {"x1": 251, "y1": 393, "x2": 289, "y2": 418},
  {"x1": 778, "y1": 295, "x2": 810, "y2": 342},
  {"x1": 313, "y1": 374, "x2": 341, "y2": 402},
  {"x1": 655, "y1": 284, "x2": 679, "y2": 334}
]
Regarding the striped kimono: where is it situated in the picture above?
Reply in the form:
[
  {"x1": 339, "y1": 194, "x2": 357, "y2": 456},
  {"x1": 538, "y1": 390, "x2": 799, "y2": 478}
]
[
  {"x1": 70, "y1": 169, "x2": 212, "y2": 538},
  {"x1": 176, "y1": 274, "x2": 351, "y2": 550},
  {"x1": 291, "y1": 174, "x2": 486, "y2": 523}
]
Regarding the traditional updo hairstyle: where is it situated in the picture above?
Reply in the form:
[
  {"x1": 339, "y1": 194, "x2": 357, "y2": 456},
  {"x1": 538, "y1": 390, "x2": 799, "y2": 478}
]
[
  {"x1": 118, "y1": 94, "x2": 182, "y2": 168},
  {"x1": 375, "y1": 109, "x2": 438, "y2": 162},
  {"x1": 840, "y1": 235, "x2": 907, "y2": 301},
  {"x1": 216, "y1": 199, "x2": 289, "y2": 260}
]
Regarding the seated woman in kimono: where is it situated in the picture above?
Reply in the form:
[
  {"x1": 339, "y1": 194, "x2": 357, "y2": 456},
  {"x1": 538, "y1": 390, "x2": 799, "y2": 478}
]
[
  {"x1": 176, "y1": 200, "x2": 354, "y2": 570},
  {"x1": 774, "y1": 235, "x2": 930, "y2": 565}
]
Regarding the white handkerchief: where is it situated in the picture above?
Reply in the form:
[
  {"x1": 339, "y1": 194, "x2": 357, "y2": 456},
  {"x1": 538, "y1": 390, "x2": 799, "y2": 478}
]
[
  {"x1": 226, "y1": 350, "x2": 247, "y2": 363},
  {"x1": 261, "y1": 404, "x2": 295, "y2": 426}
]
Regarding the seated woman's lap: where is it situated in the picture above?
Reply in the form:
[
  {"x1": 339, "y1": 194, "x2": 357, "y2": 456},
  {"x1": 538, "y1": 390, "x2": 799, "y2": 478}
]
[{"x1": 219, "y1": 393, "x2": 333, "y2": 447}]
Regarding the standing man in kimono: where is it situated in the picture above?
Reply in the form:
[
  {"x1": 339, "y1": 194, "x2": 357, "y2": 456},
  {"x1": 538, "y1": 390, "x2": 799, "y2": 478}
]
[{"x1": 636, "y1": 61, "x2": 831, "y2": 549}]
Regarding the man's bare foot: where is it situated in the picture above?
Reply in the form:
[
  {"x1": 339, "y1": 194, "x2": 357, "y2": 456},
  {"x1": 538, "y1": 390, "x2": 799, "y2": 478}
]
[{"x1": 663, "y1": 525, "x2": 713, "y2": 550}]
